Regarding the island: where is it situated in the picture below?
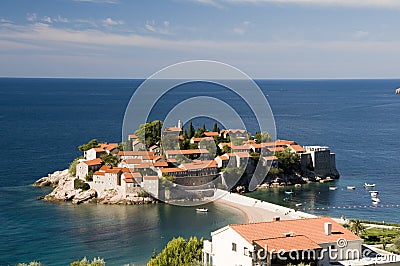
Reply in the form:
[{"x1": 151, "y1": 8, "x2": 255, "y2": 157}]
[{"x1": 34, "y1": 120, "x2": 339, "y2": 204}]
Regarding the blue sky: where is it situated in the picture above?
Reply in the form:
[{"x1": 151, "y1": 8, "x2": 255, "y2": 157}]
[{"x1": 1, "y1": 0, "x2": 400, "y2": 78}]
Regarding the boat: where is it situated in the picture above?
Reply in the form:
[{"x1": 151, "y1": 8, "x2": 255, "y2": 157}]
[
  {"x1": 285, "y1": 190, "x2": 294, "y2": 195},
  {"x1": 347, "y1": 186, "x2": 356, "y2": 190},
  {"x1": 370, "y1": 191, "x2": 379, "y2": 197},
  {"x1": 396, "y1": 88, "x2": 400, "y2": 94},
  {"x1": 196, "y1": 208, "x2": 208, "y2": 212},
  {"x1": 372, "y1": 197, "x2": 381, "y2": 203},
  {"x1": 329, "y1": 186, "x2": 338, "y2": 191},
  {"x1": 295, "y1": 203, "x2": 303, "y2": 207},
  {"x1": 364, "y1": 183, "x2": 376, "y2": 188}
]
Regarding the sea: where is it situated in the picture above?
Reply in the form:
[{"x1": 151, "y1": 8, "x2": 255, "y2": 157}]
[{"x1": 0, "y1": 78, "x2": 399, "y2": 265}]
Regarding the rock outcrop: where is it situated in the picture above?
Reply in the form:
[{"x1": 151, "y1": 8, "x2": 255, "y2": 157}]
[{"x1": 35, "y1": 169, "x2": 157, "y2": 205}]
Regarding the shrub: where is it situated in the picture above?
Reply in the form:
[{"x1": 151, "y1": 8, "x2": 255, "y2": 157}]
[
  {"x1": 74, "y1": 179, "x2": 90, "y2": 191},
  {"x1": 70, "y1": 257, "x2": 105, "y2": 266},
  {"x1": 69, "y1": 156, "x2": 83, "y2": 177}
]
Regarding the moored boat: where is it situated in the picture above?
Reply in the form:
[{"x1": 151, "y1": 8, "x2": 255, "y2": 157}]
[
  {"x1": 372, "y1": 197, "x2": 381, "y2": 203},
  {"x1": 364, "y1": 183, "x2": 376, "y2": 188},
  {"x1": 196, "y1": 208, "x2": 208, "y2": 212},
  {"x1": 347, "y1": 186, "x2": 356, "y2": 190},
  {"x1": 329, "y1": 186, "x2": 338, "y2": 191}
]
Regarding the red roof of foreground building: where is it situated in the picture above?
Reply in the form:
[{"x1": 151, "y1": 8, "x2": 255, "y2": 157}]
[
  {"x1": 290, "y1": 144, "x2": 306, "y2": 153},
  {"x1": 204, "y1": 132, "x2": 219, "y2": 137},
  {"x1": 165, "y1": 149, "x2": 209, "y2": 155},
  {"x1": 254, "y1": 235, "x2": 322, "y2": 252},
  {"x1": 179, "y1": 160, "x2": 217, "y2": 170},
  {"x1": 230, "y1": 217, "x2": 361, "y2": 245}
]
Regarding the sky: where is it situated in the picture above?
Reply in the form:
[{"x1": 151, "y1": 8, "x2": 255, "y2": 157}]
[{"x1": 1, "y1": 0, "x2": 400, "y2": 79}]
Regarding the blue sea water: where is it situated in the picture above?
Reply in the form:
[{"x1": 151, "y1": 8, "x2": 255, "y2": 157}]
[{"x1": 0, "y1": 78, "x2": 399, "y2": 265}]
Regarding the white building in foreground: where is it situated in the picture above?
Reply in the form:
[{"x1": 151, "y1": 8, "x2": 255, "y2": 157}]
[{"x1": 203, "y1": 217, "x2": 364, "y2": 266}]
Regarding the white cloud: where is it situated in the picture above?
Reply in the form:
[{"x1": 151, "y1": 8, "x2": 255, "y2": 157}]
[
  {"x1": 42, "y1": 16, "x2": 53, "y2": 24},
  {"x1": 26, "y1": 13, "x2": 37, "y2": 22},
  {"x1": 54, "y1": 15, "x2": 69, "y2": 23},
  {"x1": 145, "y1": 20, "x2": 171, "y2": 35},
  {"x1": 233, "y1": 21, "x2": 251, "y2": 35},
  {"x1": 102, "y1": 17, "x2": 123, "y2": 26},
  {"x1": 0, "y1": 18, "x2": 13, "y2": 24}
]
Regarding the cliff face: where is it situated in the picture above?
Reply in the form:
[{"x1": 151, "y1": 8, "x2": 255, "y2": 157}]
[{"x1": 34, "y1": 169, "x2": 156, "y2": 205}]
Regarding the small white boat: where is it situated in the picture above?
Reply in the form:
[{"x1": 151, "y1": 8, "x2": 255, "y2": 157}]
[
  {"x1": 370, "y1": 192, "x2": 379, "y2": 197},
  {"x1": 372, "y1": 197, "x2": 381, "y2": 203},
  {"x1": 285, "y1": 191, "x2": 294, "y2": 195},
  {"x1": 364, "y1": 183, "x2": 376, "y2": 188},
  {"x1": 196, "y1": 208, "x2": 208, "y2": 212},
  {"x1": 347, "y1": 186, "x2": 356, "y2": 190},
  {"x1": 295, "y1": 203, "x2": 303, "y2": 207},
  {"x1": 329, "y1": 186, "x2": 338, "y2": 191}
]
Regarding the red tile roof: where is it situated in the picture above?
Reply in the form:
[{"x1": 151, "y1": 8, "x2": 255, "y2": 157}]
[
  {"x1": 290, "y1": 144, "x2": 305, "y2": 153},
  {"x1": 230, "y1": 217, "x2": 361, "y2": 245},
  {"x1": 122, "y1": 159, "x2": 142, "y2": 165},
  {"x1": 164, "y1": 127, "x2": 182, "y2": 132},
  {"x1": 128, "y1": 134, "x2": 137, "y2": 140},
  {"x1": 165, "y1": 149, "x2": 209, "y2": 155},
  {"x1": 235, "y1": 152, "x2": 251, "y2": 158},
  {"x1": 160, "y1": 168, "x2": 186, "y2": 173},
  {"x1": 275, "y1": 139, "x2": 295, "y2": 145},
  {"x1": 105, "y1": 168, "x2": 122, "y2": 174},
  {"x1": 99, "y1": 143, "x2": 118, "y2": 151},
  {"x1": 179, "y1": 160, "x2": 217, "y2": 170},
  {"x1": 143, "y1": 175, "x2": 159, "y2": 180},
  {"x1": 93, "y1": 147, "x2": 106, "y2": 153},
  {"x1": 204, "y1": 132, "x2": 219, "y2": 137},
  {"x1": 153, "y1": 161, "x2": 169, "y2": 167},
  {"x1": 93, "y1": 171, "x2": 105, "y2": 176},
  {"x1": 99, "y1": 165, "x2": 111, "y2": 171},
  {"x1": 83, "y1": 158, "x2": 103, "y2": 166},
  {"x1": 254, "y1": 235, "x2": 322, "y2": 252},
  {"x1": 232, "y1": 145, "x2": 251, "y2": 151},
  {"x1": 268, "y1": 147, "x2": 285, "y2": 153},
  {"x1": 119, "y1": 151, "x2": 154, "y2": 156},
  {"x1": 123, "y1": 172, "x2": 142, "y2": 178},
  {"x1": 263, "y1": 155, "x2": 278, "y2": 161}
]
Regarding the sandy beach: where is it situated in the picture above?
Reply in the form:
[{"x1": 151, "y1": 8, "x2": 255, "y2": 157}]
[{"x1": 214, "y1": 189, "x2": 316, "y2": 223}]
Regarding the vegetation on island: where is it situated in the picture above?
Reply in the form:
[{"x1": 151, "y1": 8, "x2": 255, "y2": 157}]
[
  {"x1": 78, "y1": 139, "x2": 100, "y2": 152},
  {"x1": 69, "y1": 156, "x2": 83, "y2": 176},
  {"x1": 274, "y1": 147, "x2": 301, "y2": 175},
  {"x1": 134, "y1": 120, "x2": 163, "y2": 148},
  {"x1": 17, "y1": 258, "x2": 106, "y2": 266},
  {"x1": 148, "y1": 237, "x2": 203, "y2": 266},
  {"x1": 74, "y1": 178, "x2": 90, "y2": 191}
]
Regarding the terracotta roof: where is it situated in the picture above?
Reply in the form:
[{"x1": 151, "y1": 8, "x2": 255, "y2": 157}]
[
  {"x1": 128, "y1": 134, "x2": 137, "y2": 140},
  {"x1": 99, "y1": 165, "x2": 111, "y2": 171},
  {"x1": 179, "y1": 160, "x2": 217, "y2": 170},
  {"x1": 160, "y1": 168, "x2": 186, "y2": 173},
  {"x1": 166, "y1": 158, "x2": 177, "y2": 163},
  {"x1": 263, "y1": 155, "x2": 278, "y2": 161},
  {"x1": 235, "y1": 152, "x2": 251, "y2": 158},
  {"x1": 191, "y1": 137, "x2": 203, "y2": 142},
  {"x1": 122, "y1": 159, "x2": 142, "y2": 165},
  {"x1": 164, "y1": 127, "x2": 182, "y2": 132},
  {"x1": 143, "y1": 175, "x2": 159, "y2": 180},
  {"x1": 275, "y1": 139, "x2": 295, "y2": 145},
  {"x1": 121, "y1": 167, "x2": 130, "y2": 173},
  {"x1": 123, "y1": 172, "x2": 142, "y2": 178},
  {"x1": 165, "y1": 149, "x2": 209, "y2": 155},
  {"x1": 254, "y1": 235, "x2": 322, "y2": 252},
  {"x1": 105, "y1": 168, "x2": 122, "y2": 174},
  {"x1": 232, "y1": 145, "x2": 251, "y2": 151},
  {"x1": 251, "y1": 143, "x2": 275, "y2": 149},
  {"x1": 153, "y1": 161, "x2": 169, "y2": 167},
  {"x1": 124, "y1": 178, "x2": 135, "y2": 183},
  {"x1": 150, "y1": 145, "x2": 159, "y2": 150},
  {"x1": 83, "y1": 158, "x2": 103, "y2": 166},
  {"x1": 228, "y1": 129, "x2": 246, "y2": 134},
  {"x1": 230, "y1": 217, "x2": 361, "y2": 245},
  {"x1": 216, "y1": 154, "x2": 229, "y2": 161},
  {"x1": 99, "y1": 143, "x2": 118, "y2": 151},
  {"x1": 204, "y1": 132, "x2": 219, "y2": 137},
  {"x1": 268, "y1": 147, "x2": 285, "y2": 153},
  {"x1": 133, "y1": 163, "x2": 151, "y2": 169},
  {"x1": 93, "y1": 147, "x2": 106, "y2": 153},
  {"x1": 119, "y1": 151, "x2": 154, "y2": 156},
  {"x1": 93, "y1": 171, "x2": 105, "y2": 176},
  {"x1": 290, "y1": 144, "x2": 305, "y2": 153}
]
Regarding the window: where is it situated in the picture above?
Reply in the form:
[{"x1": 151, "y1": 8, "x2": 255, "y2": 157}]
[{"x1": 232, "y1": 243, "x2": 237, "y2": 252}]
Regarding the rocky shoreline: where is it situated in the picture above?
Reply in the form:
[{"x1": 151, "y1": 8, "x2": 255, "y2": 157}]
[{"x1": 34, "y1": 169, "x2": 157, "y2": 205}]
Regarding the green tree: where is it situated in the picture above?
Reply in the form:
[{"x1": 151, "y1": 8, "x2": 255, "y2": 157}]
[
  {"x1": 255, "y1": 131, "x2": 272, "y2": 143},
  {"x1": 188, "y1": 121, "x2": 195, "y2": 139},
  {"x1": 70, "y1": 257, "x2": 105, "y2": 266},
  {"x1": 194, "y1": 127, "x2": 205, "y2": 138},
  {"x1": 213, "y1": 122, "x2": 219, "y2": 132},
  {"x1": 275, "y1": 147, "x2": 301, "y2": 175},
  {"x1": 135, "y1": 120, "x2": 163, "y2": 147},
  {"x1": 100, "y1": 153, "x2": 119, "y2": 167},
  {"x1": 120, "y1": 140, "x2": 133, "y2": 151},
  {"x1": 69, "y1": 156, "x2": 83, "y2": 177},
  {"x1": 85, "y1": 170, "x2": 94, "y2": 182},
  {"x1": 148, "y1": 237, "x2": 203, "y2": 266},
  {"x1": 74, "y1": 179, "x2": 90, "y2": 191},
  {"x1": 78, "y1": 139, "x2": 100, "y2": 152},
  {"x1": 393, "y1": 236, "x2": 400, "y2": 251},
  {"x1": 349, "y1": 220, "x2": 366, "y2": 236},
  {"x1": 268, "y1": 167, "x2": 283, "y2": 178},
  {"x1": 221, "y1": 144, "x2": 231, "y2": 154}
]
